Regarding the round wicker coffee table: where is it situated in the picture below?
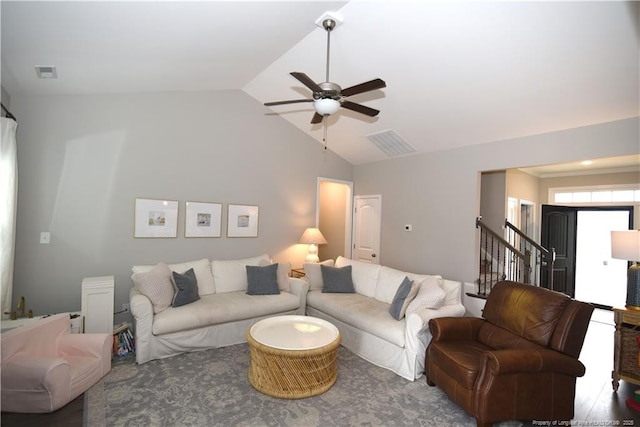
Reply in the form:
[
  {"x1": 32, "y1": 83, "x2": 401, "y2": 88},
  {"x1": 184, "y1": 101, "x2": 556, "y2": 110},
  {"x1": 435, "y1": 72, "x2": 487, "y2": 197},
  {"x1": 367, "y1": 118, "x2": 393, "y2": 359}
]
[{"x1": 247, "y1": 315, "x2": 341, "y2": 399}]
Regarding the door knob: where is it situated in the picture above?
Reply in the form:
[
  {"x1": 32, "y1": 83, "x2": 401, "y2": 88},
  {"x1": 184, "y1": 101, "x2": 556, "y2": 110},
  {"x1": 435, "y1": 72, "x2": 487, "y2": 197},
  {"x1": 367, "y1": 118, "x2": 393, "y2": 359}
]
[{"x1": 371, "y1": 254, "x2": 376, "y2": 258}]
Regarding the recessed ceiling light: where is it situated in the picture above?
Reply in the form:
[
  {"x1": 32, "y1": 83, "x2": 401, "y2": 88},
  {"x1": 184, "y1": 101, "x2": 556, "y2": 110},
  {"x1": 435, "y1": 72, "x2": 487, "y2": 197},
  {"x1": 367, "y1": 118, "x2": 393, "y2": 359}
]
[
  {"x1": 35, "y1": 66, "x2": 57, "y2": 79},
  {"x1": 581, "y1": 160, "x2": 593, "y2": 166}
]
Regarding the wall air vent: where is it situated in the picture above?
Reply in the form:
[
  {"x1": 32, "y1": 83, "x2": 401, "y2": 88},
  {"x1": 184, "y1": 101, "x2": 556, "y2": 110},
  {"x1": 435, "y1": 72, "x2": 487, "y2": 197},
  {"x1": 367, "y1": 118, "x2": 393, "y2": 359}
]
[
  {"x1": 35, "y1": 66, "x2": 57, "y2": 79},
  {"x1": 365, "y1": 129, "x2": 415, "y2": 157}
]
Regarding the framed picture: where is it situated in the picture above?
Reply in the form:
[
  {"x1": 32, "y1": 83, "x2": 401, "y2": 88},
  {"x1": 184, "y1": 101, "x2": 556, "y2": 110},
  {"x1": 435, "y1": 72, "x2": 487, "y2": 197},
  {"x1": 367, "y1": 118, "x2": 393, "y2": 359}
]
[
  {"x1": 134, "y1": 198, "x2": 179, "y2": 238},
  {"x1": 227, "y1": 204, "x2": 259, "y2": 237},
  {"x1": 185, "y1": 201, "x2": 222, "y2": 238}
]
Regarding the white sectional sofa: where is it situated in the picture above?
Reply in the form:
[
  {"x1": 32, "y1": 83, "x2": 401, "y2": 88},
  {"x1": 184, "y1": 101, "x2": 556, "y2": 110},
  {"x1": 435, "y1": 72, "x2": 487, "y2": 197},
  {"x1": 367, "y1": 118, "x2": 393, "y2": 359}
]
[
  {"x1": 304, "y1": 256, "x2": 466, "y2": 381},
  {"x1": 129, "y1": 255, "x2": 308, "y2": 364}
]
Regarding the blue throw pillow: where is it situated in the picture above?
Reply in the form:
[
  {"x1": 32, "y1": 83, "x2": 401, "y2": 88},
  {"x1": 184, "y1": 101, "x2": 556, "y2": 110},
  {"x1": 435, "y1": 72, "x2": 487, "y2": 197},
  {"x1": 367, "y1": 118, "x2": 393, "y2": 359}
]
[
  {"x1": 388, "y1": 276, "x2": 418, "y2": 320},
  {"x1": 246, "y1": 263, "x2": 280, "y2": 295},
  {"x1": 321, "y1": 265, "x2": 355, "y2": 293},
  {"x1": 171, "y1": 268, "x2": 200, "y2": 307}
]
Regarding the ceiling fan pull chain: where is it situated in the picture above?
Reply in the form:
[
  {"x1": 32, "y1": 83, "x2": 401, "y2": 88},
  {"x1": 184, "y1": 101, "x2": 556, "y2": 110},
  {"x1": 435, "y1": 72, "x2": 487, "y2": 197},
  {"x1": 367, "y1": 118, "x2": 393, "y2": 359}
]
[{"x1": 323, "y1": 117, "x2": 328, "y2": 150}]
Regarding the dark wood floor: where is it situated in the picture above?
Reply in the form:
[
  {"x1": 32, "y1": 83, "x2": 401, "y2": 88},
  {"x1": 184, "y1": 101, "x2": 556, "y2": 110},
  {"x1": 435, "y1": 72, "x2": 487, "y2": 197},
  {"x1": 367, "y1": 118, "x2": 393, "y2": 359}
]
[
  {"x1": 571, "y1": 309, "x2": 639, "y2": 424},
  {"x1": 2, "y1": 309, "x2": 639, "y2": 426}
]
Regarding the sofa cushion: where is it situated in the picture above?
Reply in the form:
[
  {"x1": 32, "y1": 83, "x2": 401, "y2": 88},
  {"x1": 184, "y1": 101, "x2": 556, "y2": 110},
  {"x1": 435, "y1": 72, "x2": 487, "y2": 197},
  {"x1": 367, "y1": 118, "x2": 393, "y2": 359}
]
[
  {"x1": 406, "y1": 275, "x2": 446, "y2": 314},
  {"x1": 211, "y1": 254, "x2": 270, "y2": 293},
  {"x1": 276, "y1": 262, "x2": 292, "y2": 292},
  {"x1": 388, "y1": 277, "x2": 419, "y2": 320},
  {"x1": 335, "y1": 256, "x2": 381, "y2": 298},
  {"x1": 321, "y1": 265, "x2": 356, "y2": 293},
  {"x1": 481, "y1": 281, "x2": 571, "y2": 347},
  {"x1": 132, "y1": 258, "x2": 215, "y2": 296},
  {"x1": 171, "y1": 268, "x2": 200, "y2": 307},
  {"x1": 307, "y1": 290, "x2": 405, "y2": 347},
  {"x1": 131, "y1": 263, "x2": 175, "y2": 314},
  {"x1": 152, "y1": 291, "x2": 300, "y2": 335},
  {"x1": 246, "y1": 264, "x2": 280, "y2": 295},
  {"x1": 304, "y1": 260, "x2": 335, "y2": 291},
  {"x1": 376, "y1": 266, "x2": 412, "y2": 304}
]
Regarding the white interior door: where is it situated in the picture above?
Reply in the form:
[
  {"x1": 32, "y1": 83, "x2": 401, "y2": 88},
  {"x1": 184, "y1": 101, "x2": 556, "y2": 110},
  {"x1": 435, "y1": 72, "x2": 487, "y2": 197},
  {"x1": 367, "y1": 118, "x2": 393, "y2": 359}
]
[{"x1": 353, "y1": 195, "x2": 381, "y2": 264}]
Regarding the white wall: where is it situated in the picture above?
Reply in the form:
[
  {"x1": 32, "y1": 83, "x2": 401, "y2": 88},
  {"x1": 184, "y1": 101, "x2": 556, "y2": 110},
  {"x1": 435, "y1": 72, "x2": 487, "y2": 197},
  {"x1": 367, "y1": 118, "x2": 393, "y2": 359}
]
[
  {"x1": 10, "y1": 90, "x2": 353, "y2": 321},
  {"x1": 353, "y1": 118, "x2": 640, "y2": 289}
]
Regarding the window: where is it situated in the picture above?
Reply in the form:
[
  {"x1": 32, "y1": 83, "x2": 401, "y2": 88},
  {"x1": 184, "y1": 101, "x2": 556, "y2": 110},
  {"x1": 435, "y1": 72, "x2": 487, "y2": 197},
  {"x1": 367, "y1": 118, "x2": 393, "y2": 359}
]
[{"x1": 550, "y1": 184, "x2": 640, "y2": 205}]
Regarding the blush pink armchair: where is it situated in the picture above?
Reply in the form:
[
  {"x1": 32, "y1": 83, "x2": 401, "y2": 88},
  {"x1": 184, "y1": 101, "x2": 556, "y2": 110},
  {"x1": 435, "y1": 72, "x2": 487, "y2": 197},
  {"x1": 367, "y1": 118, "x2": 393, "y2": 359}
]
[{"x1": 1, "y1": 313, "x2": 112, "y2": 413}]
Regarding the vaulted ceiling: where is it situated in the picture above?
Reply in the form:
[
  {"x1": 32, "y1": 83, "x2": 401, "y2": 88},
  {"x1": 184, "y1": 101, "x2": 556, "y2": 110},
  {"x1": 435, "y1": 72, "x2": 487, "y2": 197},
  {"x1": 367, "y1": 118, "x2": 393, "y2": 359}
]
[{"x1": 2, "y1": 1, "x2": 638, "y2": 166}]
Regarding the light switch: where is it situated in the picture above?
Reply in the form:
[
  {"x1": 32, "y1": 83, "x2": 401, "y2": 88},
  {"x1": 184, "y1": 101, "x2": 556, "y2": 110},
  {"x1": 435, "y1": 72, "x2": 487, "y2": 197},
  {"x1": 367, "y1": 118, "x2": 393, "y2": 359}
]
[{"x1": 40, "y1": 232, "x2": 50, "y2": 244}]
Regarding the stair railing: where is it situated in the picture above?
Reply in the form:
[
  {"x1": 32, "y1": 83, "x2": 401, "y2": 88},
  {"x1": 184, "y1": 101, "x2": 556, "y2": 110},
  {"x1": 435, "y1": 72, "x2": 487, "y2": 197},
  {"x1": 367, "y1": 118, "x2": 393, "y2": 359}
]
[
  {"x1": 474, "y1": 217, "x2": 555, "y2": 297},
  {"x1": 504, "y1": 219, "x2": 555, "y2": 290},
  {"x1": 475, "y1": 217, "x2": 529, "y2": 297}
]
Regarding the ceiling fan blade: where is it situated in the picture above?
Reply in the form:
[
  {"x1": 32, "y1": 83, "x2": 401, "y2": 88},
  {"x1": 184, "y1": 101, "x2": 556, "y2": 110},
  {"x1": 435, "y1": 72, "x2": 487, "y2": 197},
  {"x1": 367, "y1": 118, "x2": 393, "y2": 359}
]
[
  {"x1": 341, "y1": 101, "x2": 380, "y2": 117},
  {"x1": 291, "y1": 72, "x2": 323, "y2": 93},
  {"x1": 264, "y1": 99, "x2": 313, "y2": 106},
  {"x1": 310, "y1": 112, "x2": 324, "y2": 124},
  {"x1": 340, "y1": 78, "x2": 387, "y2": 97}
]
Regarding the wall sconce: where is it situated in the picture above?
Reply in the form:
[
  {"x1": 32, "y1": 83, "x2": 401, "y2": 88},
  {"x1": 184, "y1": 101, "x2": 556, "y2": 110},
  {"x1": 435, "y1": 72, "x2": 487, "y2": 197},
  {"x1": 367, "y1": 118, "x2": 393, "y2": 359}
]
[
  {"x1": 611, "y1": 230, "x2": 640, "y2": 310},
  {"x1": 299, "y1": 228, "x2": 327, "y2": 263}
]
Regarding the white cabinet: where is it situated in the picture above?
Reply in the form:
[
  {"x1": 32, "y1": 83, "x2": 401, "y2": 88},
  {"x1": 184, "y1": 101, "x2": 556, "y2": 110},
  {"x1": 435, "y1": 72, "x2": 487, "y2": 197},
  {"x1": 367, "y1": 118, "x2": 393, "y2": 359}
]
[{"x1": 81, "y1": 276, "x2": 114, "y2": 334}]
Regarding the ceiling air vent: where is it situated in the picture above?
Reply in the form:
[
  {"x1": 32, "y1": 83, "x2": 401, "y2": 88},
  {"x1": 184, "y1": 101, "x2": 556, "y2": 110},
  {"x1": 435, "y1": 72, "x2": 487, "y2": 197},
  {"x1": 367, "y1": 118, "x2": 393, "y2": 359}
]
[
  {"x1": 366, "y1": 130, "x2": 415, "y2": 157},
  {"x1": 35, "y1": 66, "x2": 57, "y2": 79}
]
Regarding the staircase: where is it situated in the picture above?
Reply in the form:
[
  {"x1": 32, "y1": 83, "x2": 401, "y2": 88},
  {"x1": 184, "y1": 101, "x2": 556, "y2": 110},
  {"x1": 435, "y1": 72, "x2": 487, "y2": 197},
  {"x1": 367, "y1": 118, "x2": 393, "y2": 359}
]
[{"x1": 473, "y1": 217, "x2": 555, "y2": 298}]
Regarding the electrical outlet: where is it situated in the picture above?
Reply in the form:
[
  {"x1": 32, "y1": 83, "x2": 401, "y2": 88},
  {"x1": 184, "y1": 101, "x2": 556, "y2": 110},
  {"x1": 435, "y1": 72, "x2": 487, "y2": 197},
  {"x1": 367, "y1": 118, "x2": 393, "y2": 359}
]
[{"x1": 122, "y1": 303, "x2": 130, "y2": 312}]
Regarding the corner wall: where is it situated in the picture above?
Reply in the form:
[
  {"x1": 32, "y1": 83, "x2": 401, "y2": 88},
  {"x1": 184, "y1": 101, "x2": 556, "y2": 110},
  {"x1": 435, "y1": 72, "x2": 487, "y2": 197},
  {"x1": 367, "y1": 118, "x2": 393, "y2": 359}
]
[
  {"x1": 10, "y1": 90, "x2": 353, "y2": 319},
  {"x1": 353, "y1": 118, "x2": 640, "y2": 290}
]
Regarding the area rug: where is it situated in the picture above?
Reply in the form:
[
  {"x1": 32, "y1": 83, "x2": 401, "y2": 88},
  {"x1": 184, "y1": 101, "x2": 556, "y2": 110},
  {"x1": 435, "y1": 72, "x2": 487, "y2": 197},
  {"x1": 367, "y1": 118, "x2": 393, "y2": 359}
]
[{"x1": 85, "y1": 344, "x2": 507, "y2": 426}]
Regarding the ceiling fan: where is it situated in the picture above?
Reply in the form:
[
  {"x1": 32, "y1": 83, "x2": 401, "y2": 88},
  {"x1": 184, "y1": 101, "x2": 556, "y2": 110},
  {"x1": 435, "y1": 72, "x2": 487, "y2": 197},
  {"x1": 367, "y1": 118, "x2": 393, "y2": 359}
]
[{"x1": 264, "y1": 15, "x2": 386, "y2": 136}]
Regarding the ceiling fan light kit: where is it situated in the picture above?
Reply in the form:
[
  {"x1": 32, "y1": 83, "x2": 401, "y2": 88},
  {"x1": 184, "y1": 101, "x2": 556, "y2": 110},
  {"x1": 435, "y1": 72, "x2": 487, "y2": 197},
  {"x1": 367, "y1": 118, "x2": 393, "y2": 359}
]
[
  {"x1": 264, "y1": 11, "x2": 386, "y2": 146},
  {"x1": 314, "y1": 98, "x2": 340, "y2": 115}
]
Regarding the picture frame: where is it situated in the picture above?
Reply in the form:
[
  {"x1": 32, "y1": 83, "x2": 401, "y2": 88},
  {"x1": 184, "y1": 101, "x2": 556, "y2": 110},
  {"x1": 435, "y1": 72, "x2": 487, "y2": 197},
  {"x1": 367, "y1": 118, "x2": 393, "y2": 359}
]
[
  {"x1": 227, "y1": 204, "x2": 259, "y2": 237},
  {"x1": 134, "y1": 198, "x2": 179, "y2": 238},
  {"x1": 185, "y1": 201, "x2": 222, "y2": 238}
]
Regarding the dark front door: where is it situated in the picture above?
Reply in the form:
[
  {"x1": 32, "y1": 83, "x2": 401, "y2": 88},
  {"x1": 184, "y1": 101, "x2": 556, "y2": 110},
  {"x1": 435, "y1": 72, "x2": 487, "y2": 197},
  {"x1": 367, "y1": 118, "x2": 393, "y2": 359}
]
[{"x1": 541, "y1": 205, "x2": 576, "y2": 296}]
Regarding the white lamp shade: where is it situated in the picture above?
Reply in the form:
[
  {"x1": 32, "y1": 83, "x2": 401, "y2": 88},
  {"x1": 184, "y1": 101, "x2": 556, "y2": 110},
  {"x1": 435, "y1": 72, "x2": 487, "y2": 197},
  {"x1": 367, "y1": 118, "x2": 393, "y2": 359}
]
[
  {"x1": 313, "y1": 98, "x2": 340, "y2": 116},
  {"x1": 611, "y1": 230, "x2": 640, "y2": 262},
  {"x1": 299, "y1": 228, "x2": 327, "y2": 245}
]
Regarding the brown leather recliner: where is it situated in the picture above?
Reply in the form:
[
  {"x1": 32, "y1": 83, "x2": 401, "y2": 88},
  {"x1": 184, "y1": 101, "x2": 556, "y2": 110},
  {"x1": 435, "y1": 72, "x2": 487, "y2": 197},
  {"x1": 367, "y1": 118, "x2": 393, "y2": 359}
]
[{"x1": 426, "y1": 280, "x2": 594, "y2": 427}]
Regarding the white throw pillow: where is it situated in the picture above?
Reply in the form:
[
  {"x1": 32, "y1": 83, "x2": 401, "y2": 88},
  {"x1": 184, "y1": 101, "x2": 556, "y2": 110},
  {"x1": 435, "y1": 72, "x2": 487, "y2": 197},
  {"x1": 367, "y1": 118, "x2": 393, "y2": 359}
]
[
  {"x1": 335, "y1": 256, "x2": 381, "y2": 298},
  {"x1": 132, "y1": 258, "x2": 215, "y2": 296},
  {"x1": 406, "y1": 275, "x2": 446, "y2": 314},
  {"x1": 304, "y1": 259, "x2": 335, "y2": 291},
  {"x1": 131, "y1": 263, "x2": 175, "y2": 314},
  {"x1": 278, "y1": 262, "x2": 292, "y2": 292},
  {"x1": 376, "y1": 266, "x2": 411, "y2": 304},
  {"x1": 211, "y1": 254, "x2": 269, "y2": 293}
]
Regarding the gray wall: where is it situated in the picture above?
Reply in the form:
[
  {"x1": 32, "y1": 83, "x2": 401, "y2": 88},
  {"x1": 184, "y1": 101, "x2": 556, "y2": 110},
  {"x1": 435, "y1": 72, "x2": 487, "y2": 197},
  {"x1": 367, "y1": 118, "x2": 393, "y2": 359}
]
[
  {"x1": 10, "y1": 90, "x2": 352, "y2": 322},
  {"x1": 353, "y1": 117, "x2": 640, "y2": 284}
]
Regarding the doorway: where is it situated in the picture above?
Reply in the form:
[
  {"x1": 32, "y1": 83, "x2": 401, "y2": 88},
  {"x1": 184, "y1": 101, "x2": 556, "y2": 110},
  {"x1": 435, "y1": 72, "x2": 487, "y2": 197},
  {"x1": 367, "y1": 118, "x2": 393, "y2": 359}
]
[
  {"x1": 541, "y1": 205, "x2": 633, "y2": 307},
  {"x1": 575, "y1": 210, "x2": 629, "y2": 308},
  {"x1": 317, "y1": 178, "x2": 353, "y2": 262}
]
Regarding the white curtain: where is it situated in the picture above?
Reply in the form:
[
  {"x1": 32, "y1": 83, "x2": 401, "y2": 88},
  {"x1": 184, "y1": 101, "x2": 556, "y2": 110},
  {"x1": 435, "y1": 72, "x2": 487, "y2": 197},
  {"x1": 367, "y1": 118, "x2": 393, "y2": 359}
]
[{"x1": 1, "y1": 117, "x2": 18, "y2": 319}]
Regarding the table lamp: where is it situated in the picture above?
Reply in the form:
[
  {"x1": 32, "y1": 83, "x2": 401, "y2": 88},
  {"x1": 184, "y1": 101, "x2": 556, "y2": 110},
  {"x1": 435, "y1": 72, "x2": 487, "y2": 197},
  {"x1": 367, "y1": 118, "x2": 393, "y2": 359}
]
[
  {"x1": 611, "y1": 230, "x2": 640, "y2": 310},
  {"x1": 299, "y1": 228, "x2": 327, "y2": 263}
]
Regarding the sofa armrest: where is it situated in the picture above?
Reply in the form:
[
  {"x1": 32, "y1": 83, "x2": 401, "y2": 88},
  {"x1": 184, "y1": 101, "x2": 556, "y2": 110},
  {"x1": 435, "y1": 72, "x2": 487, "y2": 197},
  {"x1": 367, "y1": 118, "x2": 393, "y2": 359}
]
[
  {"x1": 484, "y1": 348, "x2": 586, "y2": 378},
  {"x1": 428, "y1": 316, "x2": 485, "y2": 342},
  {"x1": 405, "y1": 303, "x2": 468, "y2": 353},
  {"x1": 288, "y1": 277, "x2": 309, "y2": 315},
  {"x1": 58, "y1": 333, "x2": 112, "y2": 376},
  {"x1": 130, "y1": 287, "x2": 154, "y2": 364},
  {"x1": 410, "y1": 303, "x2": 467, "y2": 336},
  {"x1": 1, "y1": 355, "x2": 70, "y2": 390}
]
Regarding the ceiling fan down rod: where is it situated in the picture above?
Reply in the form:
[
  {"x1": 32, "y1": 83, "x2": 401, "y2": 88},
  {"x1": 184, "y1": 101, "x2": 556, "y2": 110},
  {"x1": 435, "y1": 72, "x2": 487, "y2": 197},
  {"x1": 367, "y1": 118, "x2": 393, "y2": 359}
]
[{"x1": 323, "y1": 19, "x2": 335, "y2": 84}]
